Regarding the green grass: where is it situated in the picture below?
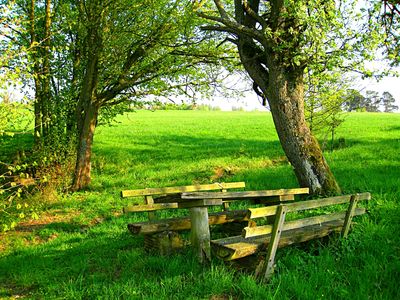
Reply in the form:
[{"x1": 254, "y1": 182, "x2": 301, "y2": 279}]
[{"x1": 0, "y1": 111, "x2": 399, "y2": 299}]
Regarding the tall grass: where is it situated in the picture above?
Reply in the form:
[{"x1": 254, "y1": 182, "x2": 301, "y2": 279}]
[{"x1": 0, "y1": 111, "x2": 399, "y2": 299}]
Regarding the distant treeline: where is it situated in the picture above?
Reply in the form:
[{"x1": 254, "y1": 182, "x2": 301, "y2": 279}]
[
  {"x1": 132, "y1": 102, "x2": 222, "y2": 111},
  {"x1": 343, "y1": 90, "x2": 398, "y2": 112}
]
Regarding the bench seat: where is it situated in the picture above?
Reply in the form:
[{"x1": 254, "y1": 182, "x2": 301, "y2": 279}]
[
  {"x1": 128, "y1": 209, "x2": 249, "y2": 234},
  {"x1": 212, "y1": 219, "x2": 347, "y2": 261}
]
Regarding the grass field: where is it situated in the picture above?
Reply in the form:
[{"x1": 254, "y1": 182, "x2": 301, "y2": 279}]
[{"x1": 0, "y1": 111, "x2": 399, "y2": 299}]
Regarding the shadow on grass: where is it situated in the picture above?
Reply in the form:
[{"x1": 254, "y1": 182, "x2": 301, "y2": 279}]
[
  {"x1": 330, "y1": 138, "x2": 400, "y2": 193},
  {"x1": 95, "y1": 134, "x2": 283, "y2": 167},
  {"x1": 387, "y1": 125, "x2": 400, "y2": 131},
  {"x1": 0, "y1": 224, "x2": 199, "y2": 298},
  {"x1": 92, "y1": 133, "x2": 400, "y2": 193}
]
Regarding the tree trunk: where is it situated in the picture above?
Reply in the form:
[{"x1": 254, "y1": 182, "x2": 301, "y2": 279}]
[
  {"x1": 29, "y1": 0, "x2": 42, "y2": 144},
  {"x1": 72, "y1": 22, "x2": 101, "y2": 191},
  {"x1": 266, "y1": 65, "x2": 340, "y2": 195},
  {"x1": 41, "y1": 0, "x2": 52, "y2": 138},
  {"x1": 72, "y1": 102, "x2": 99, "y2": 190},
  {"x1": 199, "y1": 0, "x2": 340, "y2": 195},
  {"x1": 237, "y1": 40, "x2": 340, "y2": 195}
]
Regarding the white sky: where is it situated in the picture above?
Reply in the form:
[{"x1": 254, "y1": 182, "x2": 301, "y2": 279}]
[{"x1": 203, "y1": 74, "x2": 400, "y2": 112}]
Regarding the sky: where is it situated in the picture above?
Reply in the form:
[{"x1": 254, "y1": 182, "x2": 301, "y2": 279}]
[{"x1": 203, "y1": 73, "x2": 400, "y2": 112}]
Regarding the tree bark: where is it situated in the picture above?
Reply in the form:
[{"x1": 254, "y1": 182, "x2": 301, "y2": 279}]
[
  {"x1": 72, "y1": 101, "x2": 99, "y2": 190},
  {"x1": 72, "y1": 20, "x2": 101, "y2": 191},
  {"x1": 29, "y1": 0, "x2": 42, "y2": 144},
  {"x1": 265, "y1": 64, "x2": 340, "y2": 195},
  {"x1": 235, "y1": 38, "x2": 340, "y2": 195},
  {"x1": 41, "y1": 0, "x2": 52, "y2": 138}
]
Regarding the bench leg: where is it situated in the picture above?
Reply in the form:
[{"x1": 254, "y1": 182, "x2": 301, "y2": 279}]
[
  {"x1": 145, "y1": 195, "x2": 157, "y2": 221},
  {"x1": 221, "y1": 189, "x2": 230, "y2": 211},
  {"x1": 342, "y1": 194, "x2": 359, "y2": 238},
  {"x1": 256, "y1": 205, "x2": 287, "y2": 282},
  {"x1": 190, "y1": 207, "x2": 211, "y2": 264}
]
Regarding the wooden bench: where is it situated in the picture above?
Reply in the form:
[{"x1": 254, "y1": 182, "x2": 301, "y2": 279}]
[
  {"x1": 123, "y1": 182, "x2": 246, "y2": 253},
  {"x1": 211, "y1": 192, "x2": 371, "y2": 281},
  {"x1": 124, "y1": 184, "x2": 309, "y2": 259},
  {"x1": 180, "y1": 188, "x2": 309, "y2": 262},
  {"x1": 122, "y1": 182, "x2": 246, "y2": 217}
]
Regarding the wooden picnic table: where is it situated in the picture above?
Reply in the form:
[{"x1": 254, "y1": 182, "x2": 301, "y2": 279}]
[{"x1": 180, "y1": 188, "x2": 309, "y2": 263}]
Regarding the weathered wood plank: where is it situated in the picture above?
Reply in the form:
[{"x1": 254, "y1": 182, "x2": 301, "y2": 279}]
[
  {"x1": 121, "y1": 182, "x2": 245, "y2": 197},
  {"x1": 128, "y1": 210, "x2": 249, "y2": 234},
  {"x1": 182, "y1": 188, "x2": 309, "y2": 200},
  {"x1": 243, "y1": 208, "x2": 366, "y2": 238},
  {"x1": 178, "y1": 199, "x2": 223, "y2": 208},
  {"x1": 211, "y1": 220, "x2": 346, "y2": 261},
  {"x1": 143, "y1": 231, "x2": 184, "y2": 255},
  {"x1": 247, "y1": 193, "x2": 371, "y2": 219},
  {"x1": 123, "y1": 203, "x2": 178, "y2": 213},
  {"x1": 252, "y1": 195, "x2": 294, "y2": 205}
]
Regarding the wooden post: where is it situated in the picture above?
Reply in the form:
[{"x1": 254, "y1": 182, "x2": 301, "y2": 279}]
[
  {"x1": 256, "y1": 205, "x2": 287, "y2": 281},
  {"x1": 145, "y1": 195, "x2": 157, "y2": 221},
  {"x1": 221, "y1": 188, "x2": 230, "y2": 211},
  {"x1": 189, "y1": 206, "x2": 211, "y2": 264},
  {"x1": 342, "y1": 194, "x2": 359, "y2": 238}
]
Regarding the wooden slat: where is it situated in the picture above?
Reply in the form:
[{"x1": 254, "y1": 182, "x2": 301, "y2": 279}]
[
  {"x1": 243, "y1": 208, "x2": 366, "y2": 238},
  {"x1": 182, "y1": 188, "x2": 309, "y2": 199},
  {"x1": 253, "y1": 195, "x2": 294, "y2": 205},
  {"x1": 211, "y1": 220, "x2": 346, "y2": 261},
  {"x1": 128, "y1": 210, "x2": 249, "y2": 234},
  {"x1": 247, "y1": 193, "x2": 371, "y2": 219},
  {"x1": 123, "y1": 199, "x2": 224, "y2": 212},
  {"x1": 123, "y1": 203, "x2": 178, "y2": 213},
  {"x1": 121, "y1": 182, "x2": 245, "y2": 197},
  {"x1": 178, "y1": 199, "x2": 223, "y2": 208}
]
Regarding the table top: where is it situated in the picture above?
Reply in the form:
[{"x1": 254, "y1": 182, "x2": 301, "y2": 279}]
[
  {"x1": 178, "y1": 199, "x2": 223, "y2": 208},
  {"x1": 181, "y1": 188, "x2": 309, "y2": 200}
]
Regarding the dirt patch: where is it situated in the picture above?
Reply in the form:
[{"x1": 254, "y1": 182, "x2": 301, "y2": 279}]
[
  {"x1": 211, "y1": 166, "x2": 237, "y2": 181},
  {"x1": 210, "y1": 157, "x2": 288, "y2": 181},
  {"x1": 210, "y1": 294, "x2": 235, "y2": 300},
  {"x1": 0, "y1": 210, "x2": 83, "y2": 253},
  {"x1": 0, "y1": 282, "x2": 38, "y2": 299},
  {"x1": 14, "y1": 210, "x2": 82, "y2": 232}
]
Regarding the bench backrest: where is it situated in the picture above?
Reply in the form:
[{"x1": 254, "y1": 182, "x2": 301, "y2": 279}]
[
  {"x1": 122, "y1": 182, "x2": 245, "y2": 214},
  {"x1": 243, "y1": 192, "x2": 371, "y2": 238},
  {"x1": 122, "y1": 182, "x2": 245, "y2": 198},
  {"x1": 245, "y1": 192, "x2": 371, "y2": 280}
]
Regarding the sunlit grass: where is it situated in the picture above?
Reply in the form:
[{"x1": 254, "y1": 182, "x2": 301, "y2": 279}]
[{"x1": 0, "y1": 110, "x2": 399, "y2": 299}]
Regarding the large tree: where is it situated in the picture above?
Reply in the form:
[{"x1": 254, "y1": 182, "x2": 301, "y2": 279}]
[
  {"x1": 195, "y1": 0, "x2": 384, "y2": 194},
  {"x1": 71, "y1": 0, "x2": 232, "y2": 190},
  {"x1": 1, "y1": 0, "x2": 234, "y2": 190}
]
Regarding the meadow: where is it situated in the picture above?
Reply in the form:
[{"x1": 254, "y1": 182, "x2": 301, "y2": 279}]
[{"x1": 0, "y1": 110, "x2": 399, "y2": 299}]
